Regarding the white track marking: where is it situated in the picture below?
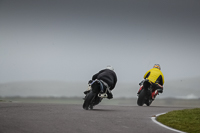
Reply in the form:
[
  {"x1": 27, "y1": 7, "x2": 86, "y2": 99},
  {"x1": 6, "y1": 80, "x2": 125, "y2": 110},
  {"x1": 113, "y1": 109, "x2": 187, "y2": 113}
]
[{"x1": 151, "y1": 113, "x2": 186, "y2": 133}]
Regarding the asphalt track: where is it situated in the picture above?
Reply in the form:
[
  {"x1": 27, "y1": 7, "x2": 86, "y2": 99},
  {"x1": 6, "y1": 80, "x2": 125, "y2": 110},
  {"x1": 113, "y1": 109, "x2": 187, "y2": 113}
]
[{"x1": 0, "y1": 103, "x2": 190, "y2": 133}]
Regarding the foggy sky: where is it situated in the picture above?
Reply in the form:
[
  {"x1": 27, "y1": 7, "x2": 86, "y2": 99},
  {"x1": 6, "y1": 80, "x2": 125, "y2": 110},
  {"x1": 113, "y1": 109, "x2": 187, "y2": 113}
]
[{"x1": 0, "y1": 0, "x2": 200, "y2": 84}]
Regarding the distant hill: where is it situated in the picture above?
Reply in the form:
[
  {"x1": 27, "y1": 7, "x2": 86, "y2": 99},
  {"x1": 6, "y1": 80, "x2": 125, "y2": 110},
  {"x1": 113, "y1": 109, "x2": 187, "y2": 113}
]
[
  {"x1": 0, "y1": 76, "x2": 200, "y2": 99},
  {"x1": 161, "y1": 76, "x2": 200, "y2": 99}
]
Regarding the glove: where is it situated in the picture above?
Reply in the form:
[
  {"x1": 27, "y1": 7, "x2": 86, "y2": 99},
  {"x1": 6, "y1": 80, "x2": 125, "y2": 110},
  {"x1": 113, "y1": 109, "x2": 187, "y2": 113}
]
[
  {"x1": 139, "y1": 80, "x2": 144, "y2": 86},
  {"x1": 139, "y1": 79, "x2": 147, "y2": 86},
  {"x1": 88, "y1": 80, "x2": 93, "y2": 85}
]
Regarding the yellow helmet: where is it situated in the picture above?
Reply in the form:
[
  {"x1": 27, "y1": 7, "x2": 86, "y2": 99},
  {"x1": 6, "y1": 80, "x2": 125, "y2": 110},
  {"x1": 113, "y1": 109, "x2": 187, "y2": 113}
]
[{"x1": 153, "y1": 64, "x2": 161, "y2": 70}]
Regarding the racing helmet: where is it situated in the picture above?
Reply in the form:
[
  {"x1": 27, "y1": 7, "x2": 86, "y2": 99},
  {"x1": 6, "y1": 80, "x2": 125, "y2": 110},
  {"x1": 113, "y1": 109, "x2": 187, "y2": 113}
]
[
  {"x1": 153, "y1": 64, "x2": 161, "y2": 70},
  {"x1": 106, "y1": 65, "x2": 114, "y2": 71}
]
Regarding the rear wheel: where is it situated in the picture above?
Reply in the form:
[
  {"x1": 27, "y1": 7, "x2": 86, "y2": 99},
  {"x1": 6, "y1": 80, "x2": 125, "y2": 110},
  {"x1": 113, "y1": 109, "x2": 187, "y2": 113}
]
[
  {"x1": 83, "y1": 91, "x2": 96, "y2": 110},
  {"x1": 137, "y1": 89, "x2": 147, "y2": 106},
  {"x1": 145, "y1": 91, "x2": 153, "y2": 106}
]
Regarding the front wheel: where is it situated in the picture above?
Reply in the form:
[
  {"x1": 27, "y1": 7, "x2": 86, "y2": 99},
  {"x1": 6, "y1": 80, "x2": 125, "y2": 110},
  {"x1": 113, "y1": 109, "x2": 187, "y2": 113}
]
[
  {"x1": 83, "y1": 91, "x2": 96, "y2": 110},
  {"x1": 137, "y1": 89, "x2": 147, "y2": 106}
]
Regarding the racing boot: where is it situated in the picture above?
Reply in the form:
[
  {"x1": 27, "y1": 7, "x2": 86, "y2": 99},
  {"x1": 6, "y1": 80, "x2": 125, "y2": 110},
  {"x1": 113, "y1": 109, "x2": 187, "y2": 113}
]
[
  {"x1": 107, "y1": 92, "x2": 113, "y2": 99},
  {"x1": 157, "y1": 89, "x2": 163, "y2": 93}
]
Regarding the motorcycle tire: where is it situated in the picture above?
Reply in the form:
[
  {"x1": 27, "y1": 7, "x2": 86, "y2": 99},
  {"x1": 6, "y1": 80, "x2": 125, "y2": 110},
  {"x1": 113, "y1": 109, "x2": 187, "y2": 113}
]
[
  {"x1": 83, "y1": 91, "x2": 96, "y2": 110},
  {"x1": 146, "y1": 99, "x2": 152, "y2": 106},
  {"x1": 145, "y1": 91, "x2": 153, "y2": 106},
  {"x1": 137, "y1": 89, "x2": 147, "y2": 106}
]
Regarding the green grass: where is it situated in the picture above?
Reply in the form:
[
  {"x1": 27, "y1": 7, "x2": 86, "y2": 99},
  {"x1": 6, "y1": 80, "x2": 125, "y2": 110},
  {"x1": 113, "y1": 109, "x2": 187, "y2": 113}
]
[{"x1": 157, "y1": 108, "x2": 200, "y2": 133}]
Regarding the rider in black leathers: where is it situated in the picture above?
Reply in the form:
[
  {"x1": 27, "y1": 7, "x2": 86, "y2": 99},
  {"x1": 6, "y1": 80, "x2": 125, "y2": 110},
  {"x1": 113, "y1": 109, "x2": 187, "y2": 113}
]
[{"x1": 84, "y1": 65, "x2": 117, "y2": 99}]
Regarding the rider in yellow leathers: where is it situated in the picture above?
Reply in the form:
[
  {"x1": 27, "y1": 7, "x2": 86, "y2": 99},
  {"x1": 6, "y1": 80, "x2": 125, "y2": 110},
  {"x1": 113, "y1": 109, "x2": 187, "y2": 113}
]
[{"x1": 139, "y1": 64, "x2": 164, "y2": 99}]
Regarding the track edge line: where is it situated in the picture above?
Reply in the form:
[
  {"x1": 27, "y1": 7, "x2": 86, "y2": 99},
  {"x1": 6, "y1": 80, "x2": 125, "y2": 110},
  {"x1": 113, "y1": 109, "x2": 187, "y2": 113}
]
[{"x1": 151, "y1": 112, "x2": 187, "y2": 133}]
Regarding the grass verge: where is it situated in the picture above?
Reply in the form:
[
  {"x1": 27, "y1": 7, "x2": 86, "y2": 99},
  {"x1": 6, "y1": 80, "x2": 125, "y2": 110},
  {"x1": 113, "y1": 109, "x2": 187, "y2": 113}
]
[{"x1": 157, "y1": 108, "x2": 200, "y2": 133}]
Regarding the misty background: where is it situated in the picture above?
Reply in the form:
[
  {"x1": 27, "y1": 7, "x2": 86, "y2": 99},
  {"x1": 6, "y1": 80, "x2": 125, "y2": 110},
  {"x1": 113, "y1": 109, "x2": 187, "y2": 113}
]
[{"x1": 0, "y1": 0, "x2": 200, "y2": 99}]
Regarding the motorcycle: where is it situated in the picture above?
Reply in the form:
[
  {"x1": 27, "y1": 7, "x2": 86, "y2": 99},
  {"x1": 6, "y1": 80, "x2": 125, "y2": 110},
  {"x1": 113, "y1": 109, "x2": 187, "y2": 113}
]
[
  {"x1": 137, "y1": 79, "x2": 159, "y2": 106},
  {"x1": 83, "y1": 79, "x2": 109, "y2": 110}
]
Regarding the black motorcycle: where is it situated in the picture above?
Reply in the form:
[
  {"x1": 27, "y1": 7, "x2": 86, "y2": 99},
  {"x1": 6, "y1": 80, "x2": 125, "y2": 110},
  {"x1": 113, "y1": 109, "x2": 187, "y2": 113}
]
[
  {"x1": 137, "y1": 79, "x2": 158, "y2": 106},
  {"x1": 83, "y1": 79, "x2": 108, "y2": 110}
]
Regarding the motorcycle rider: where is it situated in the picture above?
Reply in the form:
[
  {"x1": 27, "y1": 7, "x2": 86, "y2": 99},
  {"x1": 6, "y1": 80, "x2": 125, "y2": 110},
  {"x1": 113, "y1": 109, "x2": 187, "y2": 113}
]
[
  {"x1": 84, "y1": 65, "x2": 117, "y2": 99},
  {"x1": 139, "y1": 64, "x2": 164, "y2": 100}
]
